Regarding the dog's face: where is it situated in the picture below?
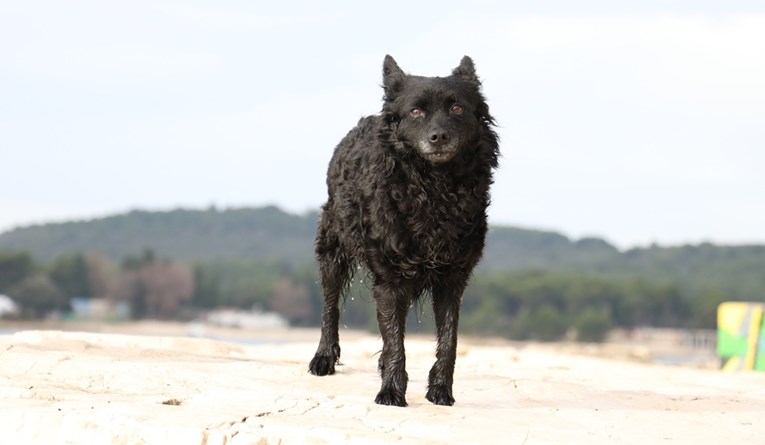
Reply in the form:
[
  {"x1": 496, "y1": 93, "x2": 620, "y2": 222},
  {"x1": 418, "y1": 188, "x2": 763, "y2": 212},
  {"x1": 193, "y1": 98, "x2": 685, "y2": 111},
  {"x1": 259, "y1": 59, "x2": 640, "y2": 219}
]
[{"x1": 382, "y1": 55, "x2": 490, "y2": 163}]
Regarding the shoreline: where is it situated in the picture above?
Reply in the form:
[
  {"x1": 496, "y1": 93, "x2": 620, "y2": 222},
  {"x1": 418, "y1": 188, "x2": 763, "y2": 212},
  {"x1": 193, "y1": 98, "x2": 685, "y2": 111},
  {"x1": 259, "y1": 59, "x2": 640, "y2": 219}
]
[{"x1": 0, "y1": 319, "x2": 718, "y2": 368}]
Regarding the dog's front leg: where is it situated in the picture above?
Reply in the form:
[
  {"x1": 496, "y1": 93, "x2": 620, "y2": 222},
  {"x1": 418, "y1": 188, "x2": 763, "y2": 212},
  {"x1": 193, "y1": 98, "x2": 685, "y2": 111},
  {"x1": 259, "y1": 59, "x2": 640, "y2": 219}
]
[
  {"x1": 373, "y1": 285, "x2": 411, "y2": 407},
  {"x1": 308, "y1": 224, "x2": 349, "y2": 377},
  {"x1": 426, "y1": 281, "x2": 465, "y2": 406}
]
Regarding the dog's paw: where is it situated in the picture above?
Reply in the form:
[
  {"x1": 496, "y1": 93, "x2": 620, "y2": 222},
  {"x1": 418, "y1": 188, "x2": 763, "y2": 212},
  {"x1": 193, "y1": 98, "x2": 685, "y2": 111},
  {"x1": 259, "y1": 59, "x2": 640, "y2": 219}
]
[
  {"x1": 426, "y1": 385, "x2": 455, "y2": 406},
  {"x1": 374, "y1": 388, "x2": 408, "y2": 407},
  {"x1": 308, "y1": 354, "x2": 336, "y2": 376}
]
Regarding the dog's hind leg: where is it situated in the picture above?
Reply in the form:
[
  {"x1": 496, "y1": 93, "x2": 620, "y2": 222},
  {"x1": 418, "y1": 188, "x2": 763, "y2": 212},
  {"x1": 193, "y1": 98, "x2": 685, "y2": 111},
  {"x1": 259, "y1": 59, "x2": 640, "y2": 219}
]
[
  {"x1": 309, "y1": 214, "x2": 350, "y2": 376},
  {"x1": 373, "y1": 283, "x2": 415, "y2": 407},
  {"x1": 426, "y1": 276, "x2": 468, "y2": 406}
]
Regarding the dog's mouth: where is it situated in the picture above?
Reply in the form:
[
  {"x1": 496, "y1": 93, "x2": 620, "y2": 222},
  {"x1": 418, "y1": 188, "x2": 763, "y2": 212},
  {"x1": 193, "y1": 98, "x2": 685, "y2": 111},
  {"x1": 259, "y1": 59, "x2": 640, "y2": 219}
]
[
  {"x1": 418, "y1": 140, "x2": 459, "y2": 163},
  {"x1": 423, "y1": 151, "x2": 458, "y2": 163}
]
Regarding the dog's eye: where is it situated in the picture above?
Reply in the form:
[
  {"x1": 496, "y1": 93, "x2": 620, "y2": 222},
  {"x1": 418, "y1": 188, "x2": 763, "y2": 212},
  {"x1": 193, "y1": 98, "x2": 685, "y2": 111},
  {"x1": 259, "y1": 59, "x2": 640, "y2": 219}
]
[
  {"x1": 410, "y1": 108, "x2": 423, "y2": 118},
  {"x1": 451, "y1": 104, "x2": 464, "y2": 114}
]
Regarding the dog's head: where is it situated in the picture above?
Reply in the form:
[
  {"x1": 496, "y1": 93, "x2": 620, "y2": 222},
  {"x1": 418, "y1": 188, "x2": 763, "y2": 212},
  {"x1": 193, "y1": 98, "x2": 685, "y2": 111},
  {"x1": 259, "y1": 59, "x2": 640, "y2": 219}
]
[{"x1": 381, "y1": 55, "x2": 494, "y2": 164}]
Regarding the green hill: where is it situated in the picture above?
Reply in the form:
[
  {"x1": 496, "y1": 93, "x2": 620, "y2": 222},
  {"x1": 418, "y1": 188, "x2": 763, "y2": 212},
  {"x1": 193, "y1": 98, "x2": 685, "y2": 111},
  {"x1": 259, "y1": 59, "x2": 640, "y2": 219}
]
[
  {"x1": 1, "y1": 206, "x2": 763, "y2": 299},
  {"x1": 0, "y1": 206, "x2": 318, "y2": 263},
  {"x1": 0, "y1": 206, "x2": 619, "y2": 269}
]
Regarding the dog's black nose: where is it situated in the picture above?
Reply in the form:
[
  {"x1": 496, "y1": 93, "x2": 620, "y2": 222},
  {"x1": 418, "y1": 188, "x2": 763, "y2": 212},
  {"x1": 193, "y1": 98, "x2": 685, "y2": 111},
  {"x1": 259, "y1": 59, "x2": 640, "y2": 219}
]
[{"x1": 428, "y1": 130, "x2": 450, "y2": 145}]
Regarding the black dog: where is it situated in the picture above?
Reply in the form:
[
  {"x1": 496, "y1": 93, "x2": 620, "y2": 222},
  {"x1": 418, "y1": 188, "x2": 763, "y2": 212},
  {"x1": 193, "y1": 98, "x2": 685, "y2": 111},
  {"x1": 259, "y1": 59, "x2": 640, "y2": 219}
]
[{"x1": 309, "y1": 55, "x2": 499, "y2": 407}]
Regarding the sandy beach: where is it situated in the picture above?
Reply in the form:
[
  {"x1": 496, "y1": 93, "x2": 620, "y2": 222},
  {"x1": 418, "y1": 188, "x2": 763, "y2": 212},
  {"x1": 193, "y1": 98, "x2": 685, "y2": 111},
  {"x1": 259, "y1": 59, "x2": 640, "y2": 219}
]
[{"x1": 0, "y1": 323, "x2": 763, "y2": 444}]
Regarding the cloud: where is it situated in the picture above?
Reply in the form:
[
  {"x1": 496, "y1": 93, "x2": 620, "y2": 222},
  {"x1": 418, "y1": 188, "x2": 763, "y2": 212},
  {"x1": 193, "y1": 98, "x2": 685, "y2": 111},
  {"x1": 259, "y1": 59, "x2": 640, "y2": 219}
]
[
  {"x1": 10, "y1": 46, "x2": 221, "y2": 84},
  {"x1": 156, "y1": 3, "x2": 344, "y2": 31},
  {"x1": 387, "y1": 13, "x2": 765, "y2": 102}
]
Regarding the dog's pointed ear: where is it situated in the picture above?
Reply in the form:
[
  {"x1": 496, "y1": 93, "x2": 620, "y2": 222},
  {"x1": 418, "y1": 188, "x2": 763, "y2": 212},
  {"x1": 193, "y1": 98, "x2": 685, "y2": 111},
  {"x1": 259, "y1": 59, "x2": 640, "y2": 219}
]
[
  {"x1": 383, "y1": 55, "x2": 406, "y2": 96},
  {"x1": 452, "y1": 56, "x2": 479, "y2": 84}
]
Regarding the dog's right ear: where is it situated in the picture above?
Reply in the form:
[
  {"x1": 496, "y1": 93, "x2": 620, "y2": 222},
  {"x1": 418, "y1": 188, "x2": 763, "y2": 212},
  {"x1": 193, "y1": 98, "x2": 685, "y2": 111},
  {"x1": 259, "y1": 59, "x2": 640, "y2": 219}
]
[
  {"x1": 452, "y1": 56, "x2": 479, "y2": 84},
  {"x1": 383, "y1": 55, "x2": 406, "y2": 97}
]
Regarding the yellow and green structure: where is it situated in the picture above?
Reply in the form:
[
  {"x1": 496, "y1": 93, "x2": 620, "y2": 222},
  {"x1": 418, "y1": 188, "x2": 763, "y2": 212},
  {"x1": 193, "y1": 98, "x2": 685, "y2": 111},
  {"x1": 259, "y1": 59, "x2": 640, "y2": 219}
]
[{"x1": 717, "y1": 302, "x2": 764, "y2": 371}]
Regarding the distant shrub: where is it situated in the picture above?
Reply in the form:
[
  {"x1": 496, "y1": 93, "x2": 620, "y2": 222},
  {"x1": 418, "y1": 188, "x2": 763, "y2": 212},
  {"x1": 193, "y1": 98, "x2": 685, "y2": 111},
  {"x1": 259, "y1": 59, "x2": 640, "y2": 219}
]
[
  {"x1": 574, "y1": 308, "x2": 612, "y2": 343},
  {"x1": 512, "y1": 304, "x2": 567, "y2": 342}
]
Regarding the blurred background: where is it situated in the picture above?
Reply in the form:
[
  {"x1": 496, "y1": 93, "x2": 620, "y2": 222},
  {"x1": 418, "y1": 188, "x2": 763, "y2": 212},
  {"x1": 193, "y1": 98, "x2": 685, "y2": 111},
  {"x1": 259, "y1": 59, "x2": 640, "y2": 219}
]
[{"x1": 1, "y1": 1, "x2": 763, "y2": 365}]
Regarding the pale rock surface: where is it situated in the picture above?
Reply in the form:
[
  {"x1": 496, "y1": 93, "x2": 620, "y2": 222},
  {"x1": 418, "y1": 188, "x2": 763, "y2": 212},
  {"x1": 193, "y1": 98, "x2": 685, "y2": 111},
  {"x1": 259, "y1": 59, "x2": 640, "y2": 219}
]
[{"x1": 0, "y1": 330, "x2": 763, "y2": 444}]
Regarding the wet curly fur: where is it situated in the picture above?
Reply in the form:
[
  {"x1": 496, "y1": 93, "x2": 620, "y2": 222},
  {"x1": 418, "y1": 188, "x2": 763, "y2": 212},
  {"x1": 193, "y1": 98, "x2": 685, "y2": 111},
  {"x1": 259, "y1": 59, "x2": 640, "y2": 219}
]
[{"x1": 308, "y1": 55, "x2": 499, "y2": 407}]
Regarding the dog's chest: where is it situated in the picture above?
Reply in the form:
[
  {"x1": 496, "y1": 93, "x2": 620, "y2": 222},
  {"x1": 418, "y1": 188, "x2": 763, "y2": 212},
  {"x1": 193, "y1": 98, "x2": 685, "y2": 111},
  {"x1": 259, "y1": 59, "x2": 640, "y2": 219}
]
[{"x1": 388, "y1": 172, "x2": 483, "y2": 261}]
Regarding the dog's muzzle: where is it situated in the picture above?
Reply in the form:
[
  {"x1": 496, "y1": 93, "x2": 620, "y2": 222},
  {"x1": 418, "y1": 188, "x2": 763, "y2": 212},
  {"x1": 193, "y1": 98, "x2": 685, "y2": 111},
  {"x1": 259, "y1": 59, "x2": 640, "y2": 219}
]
[{"x1": 418, "y1": 138, "x2": 459, "y2": 163}]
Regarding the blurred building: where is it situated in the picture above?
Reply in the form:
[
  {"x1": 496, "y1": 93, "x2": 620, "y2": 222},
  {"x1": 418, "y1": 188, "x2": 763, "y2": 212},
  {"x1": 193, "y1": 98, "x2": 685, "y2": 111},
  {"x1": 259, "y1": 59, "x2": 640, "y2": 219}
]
[{"x1": 0, "y1": 294, "x2": 19, "y2": 317}]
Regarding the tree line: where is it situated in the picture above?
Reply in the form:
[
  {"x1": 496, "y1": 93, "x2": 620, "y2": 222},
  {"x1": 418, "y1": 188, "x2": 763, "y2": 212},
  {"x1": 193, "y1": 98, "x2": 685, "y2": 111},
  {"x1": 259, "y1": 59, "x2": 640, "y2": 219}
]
[
  {"x1": 2, "y1": 246, "x2": 746, "y2": 342},
  {"x1": 3, "y1": 207, "x2": 764, "y2": 303}
]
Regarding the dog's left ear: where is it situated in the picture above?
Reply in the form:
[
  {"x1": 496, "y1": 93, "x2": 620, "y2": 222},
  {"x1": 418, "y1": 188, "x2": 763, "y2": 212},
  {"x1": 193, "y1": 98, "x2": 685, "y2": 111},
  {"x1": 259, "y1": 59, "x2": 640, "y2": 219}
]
[
  {"x1": 452, "y1": 56, "x2": 479, "y2": 84},
  {"x1": 383, "y1": 55, "x2": 406, "y2": 96}
]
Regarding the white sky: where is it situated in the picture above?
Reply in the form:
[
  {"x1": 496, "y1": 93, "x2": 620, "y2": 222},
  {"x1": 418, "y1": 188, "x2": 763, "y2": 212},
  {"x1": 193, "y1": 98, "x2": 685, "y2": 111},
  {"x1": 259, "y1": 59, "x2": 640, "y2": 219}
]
[{"x1": 1, "y1": 1, "x2": 763, "y2": 248}]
